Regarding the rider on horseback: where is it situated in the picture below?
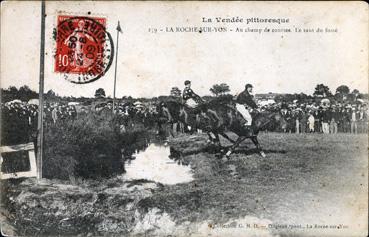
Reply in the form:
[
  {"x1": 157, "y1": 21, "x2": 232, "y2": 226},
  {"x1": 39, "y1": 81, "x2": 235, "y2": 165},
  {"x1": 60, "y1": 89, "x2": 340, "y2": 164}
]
[
  {"x1": 182, "y1": 80, "x2": 203, "y2": 108},
  {"x1": 235, "y1": 83, "x2": 258, "y2": 131},
  {"x1": 182, "y1": 80, "x2": 204, "y2": 131}
]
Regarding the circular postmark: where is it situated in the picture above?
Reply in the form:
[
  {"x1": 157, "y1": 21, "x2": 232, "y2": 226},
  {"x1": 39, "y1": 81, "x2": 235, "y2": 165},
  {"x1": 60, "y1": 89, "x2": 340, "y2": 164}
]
[{"x1": 55, "y1": 16, "x2": 114, "y2": 84}]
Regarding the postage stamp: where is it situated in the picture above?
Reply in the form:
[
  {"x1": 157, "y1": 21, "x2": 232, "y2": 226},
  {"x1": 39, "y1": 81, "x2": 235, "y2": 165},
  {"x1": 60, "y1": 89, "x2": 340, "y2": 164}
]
[{"x1": 54, "y1": 15, "x2": 114, "y2": 84}]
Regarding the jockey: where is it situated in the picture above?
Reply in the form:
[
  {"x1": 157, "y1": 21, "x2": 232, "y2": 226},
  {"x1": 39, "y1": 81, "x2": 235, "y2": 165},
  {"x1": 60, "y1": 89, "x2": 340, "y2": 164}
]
[
  {"x1": 182, "y1": 80, "x2": 204, "y2": 132},
  {"x1": 182, "y1": 80, "x2": 203, "y2": 108},
  {"x1": 235, "y1": 83, "x2": 258, "y2": 128}
]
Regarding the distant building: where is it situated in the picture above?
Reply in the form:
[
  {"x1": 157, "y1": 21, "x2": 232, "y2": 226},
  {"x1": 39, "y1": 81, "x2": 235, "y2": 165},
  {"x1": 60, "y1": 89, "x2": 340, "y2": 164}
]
[
  {"x1": 255, "y1": 92, "x2": 281, "y2": 100},
  {"x1": 258, "y1": 99, "x2": 276, "y2": 106}
]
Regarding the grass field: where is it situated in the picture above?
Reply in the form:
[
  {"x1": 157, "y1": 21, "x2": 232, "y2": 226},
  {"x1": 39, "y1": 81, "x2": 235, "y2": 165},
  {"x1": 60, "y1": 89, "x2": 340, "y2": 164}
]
[
  {"x1": 1, "y1": 132, "x2": 368, "y2": 237},
  {"x1": 141, "y1": 132, "x2": 368, "y2": 237}
]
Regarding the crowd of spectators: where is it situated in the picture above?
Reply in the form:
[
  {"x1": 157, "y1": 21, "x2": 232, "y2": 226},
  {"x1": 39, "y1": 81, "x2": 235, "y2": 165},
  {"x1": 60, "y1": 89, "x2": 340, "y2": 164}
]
[
  {"x1": 1, "y1": 98, "x2": 368, "y2": 146},
  {"x1": 258, "y1": 101, "x2": 368, "y2": 134},
  {"x1": 1, "y1": 101, "x2": 38, "y2": 145},
  {"x1": 94, "y1": 100, "x2": 158, "y2": 130},
  {"x1": 1, "y1": 101, "x2": 78, "y2": 145},
  {"x1": 1, "y1": 100, "x2": 159, "y2": 145}
]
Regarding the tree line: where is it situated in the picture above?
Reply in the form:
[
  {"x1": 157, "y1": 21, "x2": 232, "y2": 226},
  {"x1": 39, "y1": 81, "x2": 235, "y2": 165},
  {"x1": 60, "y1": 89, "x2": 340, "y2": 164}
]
[
  {"x1": 1, "y1": 83, "x2": 367, "y2": 104},
  {"x1": 169, "y1": 83, "x2": 367, "y2": 102}
]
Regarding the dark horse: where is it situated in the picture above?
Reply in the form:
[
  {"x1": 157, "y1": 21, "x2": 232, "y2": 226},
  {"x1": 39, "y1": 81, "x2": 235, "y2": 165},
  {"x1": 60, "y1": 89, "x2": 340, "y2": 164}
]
[{"x1": 157, "y1": 96, "x2": 287, "y2": 158}]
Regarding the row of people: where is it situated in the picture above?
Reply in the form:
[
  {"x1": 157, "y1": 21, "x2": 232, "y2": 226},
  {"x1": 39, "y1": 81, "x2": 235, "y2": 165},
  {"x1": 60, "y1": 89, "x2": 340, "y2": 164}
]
[
  {"x1": 1, "y1": 100, "x2": 160, "y2": 145},
  {"x1": 278, "y1": 106, "x2": 367, "y2": 134}
]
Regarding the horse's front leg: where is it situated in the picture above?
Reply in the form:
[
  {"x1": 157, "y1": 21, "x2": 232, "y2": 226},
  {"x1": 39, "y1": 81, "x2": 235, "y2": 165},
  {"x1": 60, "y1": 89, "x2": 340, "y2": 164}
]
[
  {"x1": 206, "y1": 131, "x2": 221, "y2": 145},
  {"x1": 160, "y1": 121, "x2": 174, "y2": 137},
  {"x1": 225, "y1": 136, "x2": 246, "y2": 159},
  {"x1": 251, "y1": 136, "x2": 266, "y2": 157},
  {"x1": 213, "y1": 132, "x2": 221, "y2": 147},
  {"x1": 179, "y1": 122, "x2": 184, "y2": 133},
  {"x1": 207, "y1": 132, "x2": 216, "y2": 144},
  {"x1": 180, "y1": 109, "x2": 191, "y2": 132},
  {"x1": 219, "y1": 132, "x2": 235, "y2": 144}
]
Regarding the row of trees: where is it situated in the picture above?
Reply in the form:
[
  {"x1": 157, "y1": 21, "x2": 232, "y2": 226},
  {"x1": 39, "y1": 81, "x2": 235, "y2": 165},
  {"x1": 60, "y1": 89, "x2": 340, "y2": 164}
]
[
  {"x1": 1, "y1": 86, "x2": 38, "y2": 102},
  {"x1": 1, "y1": 86, "x2": 95, "y2": 104},
  {"x1": 313, "y1": 84, "x2": 359, "y2": 98},
  {"x1": 1, "y1": 84, "x2": 366, "y2": 103},
  {"x1": 170, "y1": 83, "x2": 230, "y2": 97},
  {"x1": 169, "y1": 83, "x2": 366, "y2": 101}
]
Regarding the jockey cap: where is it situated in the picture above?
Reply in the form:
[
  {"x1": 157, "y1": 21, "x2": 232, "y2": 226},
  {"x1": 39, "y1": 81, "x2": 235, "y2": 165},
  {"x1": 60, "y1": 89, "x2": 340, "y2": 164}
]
[{"x1": 245, "y1": 84, "x2": 253, "y2": 89}]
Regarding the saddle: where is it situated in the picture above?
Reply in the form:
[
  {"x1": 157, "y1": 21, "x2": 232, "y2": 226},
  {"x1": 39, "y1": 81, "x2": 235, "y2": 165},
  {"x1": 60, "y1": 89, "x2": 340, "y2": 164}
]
[{"x1": 183, "y1": 102, "x2": 205, "y2": 114}]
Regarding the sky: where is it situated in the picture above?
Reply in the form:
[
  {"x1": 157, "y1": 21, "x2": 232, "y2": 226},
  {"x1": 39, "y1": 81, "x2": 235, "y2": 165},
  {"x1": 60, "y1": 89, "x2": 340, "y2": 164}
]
[{"x1": 1, "y1": 1, "x2": 368, "y2": 98}]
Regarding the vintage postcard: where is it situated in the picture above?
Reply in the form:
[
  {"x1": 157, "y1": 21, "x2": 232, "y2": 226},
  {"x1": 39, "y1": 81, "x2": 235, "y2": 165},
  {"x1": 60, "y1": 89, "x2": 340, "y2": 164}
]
[{"x1": 0, "y1": 1, "x2": 368, "y2": 236}]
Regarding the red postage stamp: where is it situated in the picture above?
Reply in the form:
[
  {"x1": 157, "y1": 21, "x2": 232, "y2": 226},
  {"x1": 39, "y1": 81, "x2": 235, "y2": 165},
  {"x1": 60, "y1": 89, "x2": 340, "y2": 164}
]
[{"x1": 54, "y1": 15, "x2": 114, "y2": 84}]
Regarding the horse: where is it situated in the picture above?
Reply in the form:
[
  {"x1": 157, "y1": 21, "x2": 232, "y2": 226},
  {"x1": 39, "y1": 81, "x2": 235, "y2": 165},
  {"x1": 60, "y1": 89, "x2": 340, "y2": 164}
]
[
  {"x1": 211, "y1": 108, "x2": 287, "y2": 158},
  {"x1": 158, "y1": 96, "x2": 287, "y2": 158},
  {"x1": 155, "y1": 100, "x2": 186, "y2": 136}
]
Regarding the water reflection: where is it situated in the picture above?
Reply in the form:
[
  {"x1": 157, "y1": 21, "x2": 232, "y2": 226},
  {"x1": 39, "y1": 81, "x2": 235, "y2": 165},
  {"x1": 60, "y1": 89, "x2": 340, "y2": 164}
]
[{"x1": 124, "y1": 143, "x2": 194, "y2": 185}]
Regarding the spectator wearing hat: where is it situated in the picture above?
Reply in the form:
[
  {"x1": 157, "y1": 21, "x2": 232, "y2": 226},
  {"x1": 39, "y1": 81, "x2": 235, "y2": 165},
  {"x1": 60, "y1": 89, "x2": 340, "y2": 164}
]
[
  {"x1": 285, "y1": 110, "x2": 294, "y2": 133},
  {"x1": 350, "y1": 107, "x2": 358, "y2": 134},
  {"x1": 52, "y1": 106, "x2": 58, "y2": 124},
  {"x1": 314, "y1": 109, "x2": 322, "y2": 133},
  {"x1": 44, "y1": 104, "x2": 53, "y2": 126},
  {"x1": 337, "y1": 107, "x2": 345, "y2": 133},
  {"x1": 300, "y1": 110, "x2": 308, "y2": 133},
  {"x1": 308, "y1": 112, "x2": 315, "y2": 133},
  {"x1": 342, "y1": 107, "x2": 351, "y2": 133},
  {"x1": 294, "y1": 110, "x2": 300, "y2": 134},
  {"x1": 363, "y1": 105, "x2": 368, "y2": 133},
  {"x1": 329, "y1": 107, "x2": 338, "y2": 134},
  {"x1": 321, "y1": 108, "x2": 330, "y2": 134},
  {"x1": 358, "y1": 106, "x2": 367, "y2": 133}
]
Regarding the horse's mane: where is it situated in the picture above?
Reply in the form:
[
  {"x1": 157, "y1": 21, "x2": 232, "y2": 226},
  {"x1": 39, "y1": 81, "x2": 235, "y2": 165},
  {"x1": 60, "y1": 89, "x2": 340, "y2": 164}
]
[{"x1": 165, "y1": 100, "x2": 181, "y2": 107}]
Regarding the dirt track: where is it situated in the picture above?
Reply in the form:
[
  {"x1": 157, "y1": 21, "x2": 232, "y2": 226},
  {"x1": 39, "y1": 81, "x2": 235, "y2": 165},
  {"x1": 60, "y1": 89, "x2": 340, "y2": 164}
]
[{"x1": 1, "y1": 132, "x2": 368, "y2": 236}]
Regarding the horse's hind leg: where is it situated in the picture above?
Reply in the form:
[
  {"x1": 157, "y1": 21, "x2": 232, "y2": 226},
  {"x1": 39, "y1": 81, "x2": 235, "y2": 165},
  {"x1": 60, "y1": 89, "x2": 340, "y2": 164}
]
[{"x1": 251, "y1": 136, "x2": 266, "y2": 157}]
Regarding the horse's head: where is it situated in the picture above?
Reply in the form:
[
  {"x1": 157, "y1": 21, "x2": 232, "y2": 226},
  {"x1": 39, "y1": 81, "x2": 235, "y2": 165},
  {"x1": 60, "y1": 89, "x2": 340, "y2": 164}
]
[
  {"x1": 156, "y1": 100, "x2": 183, "y2": 124},
  {"x1": 155, "y1": 102, "x2": 170, "y2": 123}
]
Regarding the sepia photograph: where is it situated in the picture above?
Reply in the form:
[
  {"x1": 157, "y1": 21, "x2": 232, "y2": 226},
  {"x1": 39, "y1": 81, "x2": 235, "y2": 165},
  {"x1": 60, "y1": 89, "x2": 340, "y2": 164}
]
[{"x1": 0, "y1": 1, "x2": 368, "y2": 236}]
